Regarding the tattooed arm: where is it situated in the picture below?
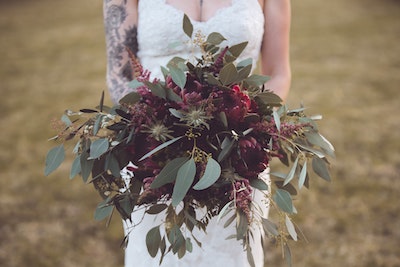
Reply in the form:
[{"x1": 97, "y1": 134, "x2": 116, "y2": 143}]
[{"x1": 103, "y1": 0, "x2": 138, "y2": 103}]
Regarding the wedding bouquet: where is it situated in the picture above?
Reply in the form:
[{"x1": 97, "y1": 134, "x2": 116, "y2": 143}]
[{"x1": 45, "y1": 15, "x2": 334, "y2": 266}]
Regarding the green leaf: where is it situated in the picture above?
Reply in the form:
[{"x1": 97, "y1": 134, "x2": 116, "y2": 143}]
[
  {"x1": 305, "y1": 132, "x2": 335, "y2": 158},
  {"x1": 219, "y1": 63, "x2": 238, "y2": 85},
  {"x1": 119, "y1": 91, "x2": 141, "y2": 105},
  {"x1": 192, "y1": 158, "x2": 221, "y2": 190},
  {"x1": 170, "y1": 65, "x2": 187, "y2": 89},
  {"x1": 298, "y1": 163, "x2": 307, "y2": 189},
  {"x1": 146, "y1": 226, "x2": 161, "y2": 257},
  {"x1": 217, "y1": 200, "x2": 234, "y2": 223},
  {"x1": 273, "y1": 110, "x2": 281, "y2": 133},
  {"x1": 245, "y1": 74, "x2": 270, "y2": 87},
  {"x1": 146, "y1": 204, "x2": 168, "y2": 215},
  {"x1": 139, "y1": 136, "x2": 183, "y2": 161},
  {"x1": 284, "y1": 243, "x2": 292, "y2": 267},
  {"x1": 94, "y1": 198, "x2": 113, "y2": 221},
  {"x1": 250, "y1": 178, "x2": 269, "y2": 191},
  {"x1": 236, "y1": 64, "x2": 252, "y2": 82},
  {"x1": 93, "y1": 114, "x2": 103, "y2": 136},
  {"x1": 105, "y1": 153, "x2": 120, "y2": 178},
  {"x1": 169, "y1": 108, "x2": 184, "y2": 119},
  {"x1": 236, "y1": 210, "x2": 248, "y2": 240},
  {"x1": 206, "y1": 32, "x2": 226, "y2": 45},
  {"x1": 151, "y1": 157, "x2": 189, "y2": 189},
  {"x1": 312, "y1": 156, "x2": 331, "y2": 181},
  {"x1": 80, "y1": 140, "x2": 94, "y2": 182},
  {"x1": 285, "y1": 215, "x2": 298, "y2": 241},
  {"x1": 166, "y1": 88, "x2": 183, "y2": 102},
  {"x1": 61, "y1": 114, "x2": 72, "y2": 127},
  {"x1": 144, "y1": 81, "x2": 166, "y2": 99},
  {"x1": 172, "y1": 158, "x2": 196, "y2": 207},
  {"x1": 44, "y1": 144, "x2": 65, "y2": 176},
  {"x1": 99, "y1": 91, "x2": 105, "y2": 112},
  {"x1": 218, "y1": 112, "x2": 228, "y2": 128},
  {"x1": 284, "y1": 156, "x2": 299, "y2": 186},
  {"x1": 70, "y1": 155, "x2": 81, "y2": 179},
  {"x1": 255, "y1": 91, "x2": 282, "y2": 106},
  {"x1": 182, "y1": 14, "x2": 193, "y2": 38},
  {"x1": 228, "y1": 41, "x2": 248, "y2": 58},
  {"x1": 168, "y1": 225, "x2": 185, "y2": 254},
  {"x1": 89, "y1": 138, "x2": 109, "y2": 159},
  {"x1": 217, "y1": 137, "x2": 235, "y2": 162},
  {"x1": 273, "y1": 189, "x2": 294, "y2": 214},
  {"x1": 261, "y1": 217, "x2": 279, "y2": 236},
  {"x1": 185, "y1": 237, "x2": 193, "y2": 252}
]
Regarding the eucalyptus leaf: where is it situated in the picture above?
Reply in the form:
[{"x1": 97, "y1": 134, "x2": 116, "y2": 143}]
[
  {"x1": 169, "y1": 108, "x2": 184, "y2": 119},
  {"x1": 61, "y1": 114, "x2": 72, "y2": 127},
  {"x1": 44, "y1": 144, "x2": 65, "y2": 176},
  {"x1": 93, "y1": 114, "x2": 103, "y2": 136},
  {"x1": 170, "y1": 65, "x2": 187, "y2": 89},
  {"x1": 312, "y1": 156, "x2": 331, "y2": 181},
  {"x1": 305, "y1": 132, "x2": 335, "y2": 158},
  {"x1": 261, "y1": 217, "x2": 279, "y2": 237},
  {"x1": 146, "y1": 226, "x2": 161, "y2": 257},
  {"x1": 244, "y1": 74, "x2": 270, "y2": 87},
  {"x1": 255, "y1": 91, "x2": 282, "y2": 106},
  {"x1": 284, "y1": 156, "x2": 299, "y2": 186},
  {"x1": 217, "y1": 137, "x2": 235, "y2": 162},
  {"x1": 151, "y1": 157, "x2": 189, "y2": 189},
  {"x1": 89, "y1": 138, "x2": 109, "y2": 159},
  {"x1": 228, "y1": 41, "x2": 248, "y2": 58},
  {"x1": 217, "y1": 200, "x2": 234, "y2": 223},
  {"x1": 139, "y1": 136, "x2": 183, "y2": 161},
  {"x1": 172, "y1": 158, "x2": 196, "y2": 207},
  {"x1": 298, "y1": 163, "x2": 307, "y2": 189},
  {"x1": 284, "y1": 243, "x2": 293, "y2": 267},
  {"x1": 193, "y1": 158, "x2": 221, "y2": 190},
  {"x1": 206, "y1": 32, "x2": 226, "y2": 45},
  {"x1": 219, "y1": 63, "x2": 238, "y2": 86},
  {"x1": 273, "y1": 110, "x2": 281, "y2": 133},
  {"x1": 273, "y1": 189, "x2": 294, "y2": 214},
  {"x1": 185, "y1": 237, "x2": 193, "y2": 252},
  {"x1": 144, "y1": 81, "x2": 166, "y2": 99},
  {"x1": 166, "y1": 88, "x2": 183, "y2": 102},
  {"x1": 119, "y1": 91, "x2": 141, "y2": 105},
  {"x1": 146, "y1": 204, "x2": 168, "y2": 215},
  {"x1": 70, "y1": 155, "x2": 81, "y2": 179},
  {"x1": 182, "y1": 14, "x2": 193, "y2": 38},
  {"x1": 250, "y1": 178, "x2": 269, "y2": 191},
  {"x1": 285, "y1": 215, "x2": 298, "y2": 241},
  {"x1": 105, "y1": 153, "x2": 120, "y2": 178},
  {"x1": 94, "y1": 198, "x2": 113, "y2": 221}
]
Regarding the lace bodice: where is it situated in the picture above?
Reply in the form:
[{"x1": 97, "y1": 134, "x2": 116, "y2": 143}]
[{"x1": 137, "y1": 0, "x2": 264, "y2": 79}]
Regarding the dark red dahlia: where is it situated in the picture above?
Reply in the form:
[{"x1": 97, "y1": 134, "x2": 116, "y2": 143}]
[{"x1": 233, "y1": 136, "x2": 269, "y2": 179}]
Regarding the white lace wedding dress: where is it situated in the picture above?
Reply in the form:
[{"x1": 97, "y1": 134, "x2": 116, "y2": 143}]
[{"x1": 121, "y1": 0, "x2": 269, "y2": 266}]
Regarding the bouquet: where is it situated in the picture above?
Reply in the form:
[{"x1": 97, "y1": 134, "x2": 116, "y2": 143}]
[{"x1": 45, "y1": 15, "x2": 334, "y2": 266}]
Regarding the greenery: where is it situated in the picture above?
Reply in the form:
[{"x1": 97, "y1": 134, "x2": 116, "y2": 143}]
[{"x1": 0, "y1": 0, "x2": 399, "y2": 266}]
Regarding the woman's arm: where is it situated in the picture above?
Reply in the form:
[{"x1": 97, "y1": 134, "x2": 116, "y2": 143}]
[
  {"x1": 103, "y1": 0, "x2": 138, "y2": 103},
  {"x1": 260, "y1": 0, "x2": 291, "y2": 102}
]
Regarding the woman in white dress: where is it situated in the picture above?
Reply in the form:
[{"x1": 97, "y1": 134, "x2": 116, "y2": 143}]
[{"x1": 103, "y1": 0, "x2": 291, "y2": 266}]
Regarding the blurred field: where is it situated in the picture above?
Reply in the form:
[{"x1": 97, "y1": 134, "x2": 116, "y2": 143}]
[{"x1": 0, "y1": 0, "x2": 399, "y2": 266}]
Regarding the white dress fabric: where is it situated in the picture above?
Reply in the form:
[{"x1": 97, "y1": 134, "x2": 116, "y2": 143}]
[{"x1": 123, "y1": 0, "x2": 269, "y2": 266}]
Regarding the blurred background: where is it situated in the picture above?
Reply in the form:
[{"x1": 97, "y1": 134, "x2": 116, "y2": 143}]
[{"x1": 0, "y1": 0, "x2": 399, "y2": 266}]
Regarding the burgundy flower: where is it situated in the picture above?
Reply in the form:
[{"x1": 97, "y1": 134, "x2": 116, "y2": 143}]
[
  {"x1": 211, "y1": 85, "x2": 252, "y2": 127},
  {"x1": 233, "y1": 136, "x2": 269, "y2": 179}
]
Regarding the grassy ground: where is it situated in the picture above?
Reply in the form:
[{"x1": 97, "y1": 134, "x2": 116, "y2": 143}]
[{"x1": 0, "y1": 0, "x2": 399, "y2": 266}]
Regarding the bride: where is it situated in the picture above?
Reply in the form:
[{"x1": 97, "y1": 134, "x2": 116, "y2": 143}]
[{"x1": 103, "y1": 0, "x2": 291, "y2": 266}]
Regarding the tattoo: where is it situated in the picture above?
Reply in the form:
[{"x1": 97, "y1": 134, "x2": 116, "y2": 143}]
[
  {"x1": 124, "y1": 26, "x2": 138, "y2": 57},
  {"x1": 104, "y1": 1, "x2": 138, "y2": 102}
]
